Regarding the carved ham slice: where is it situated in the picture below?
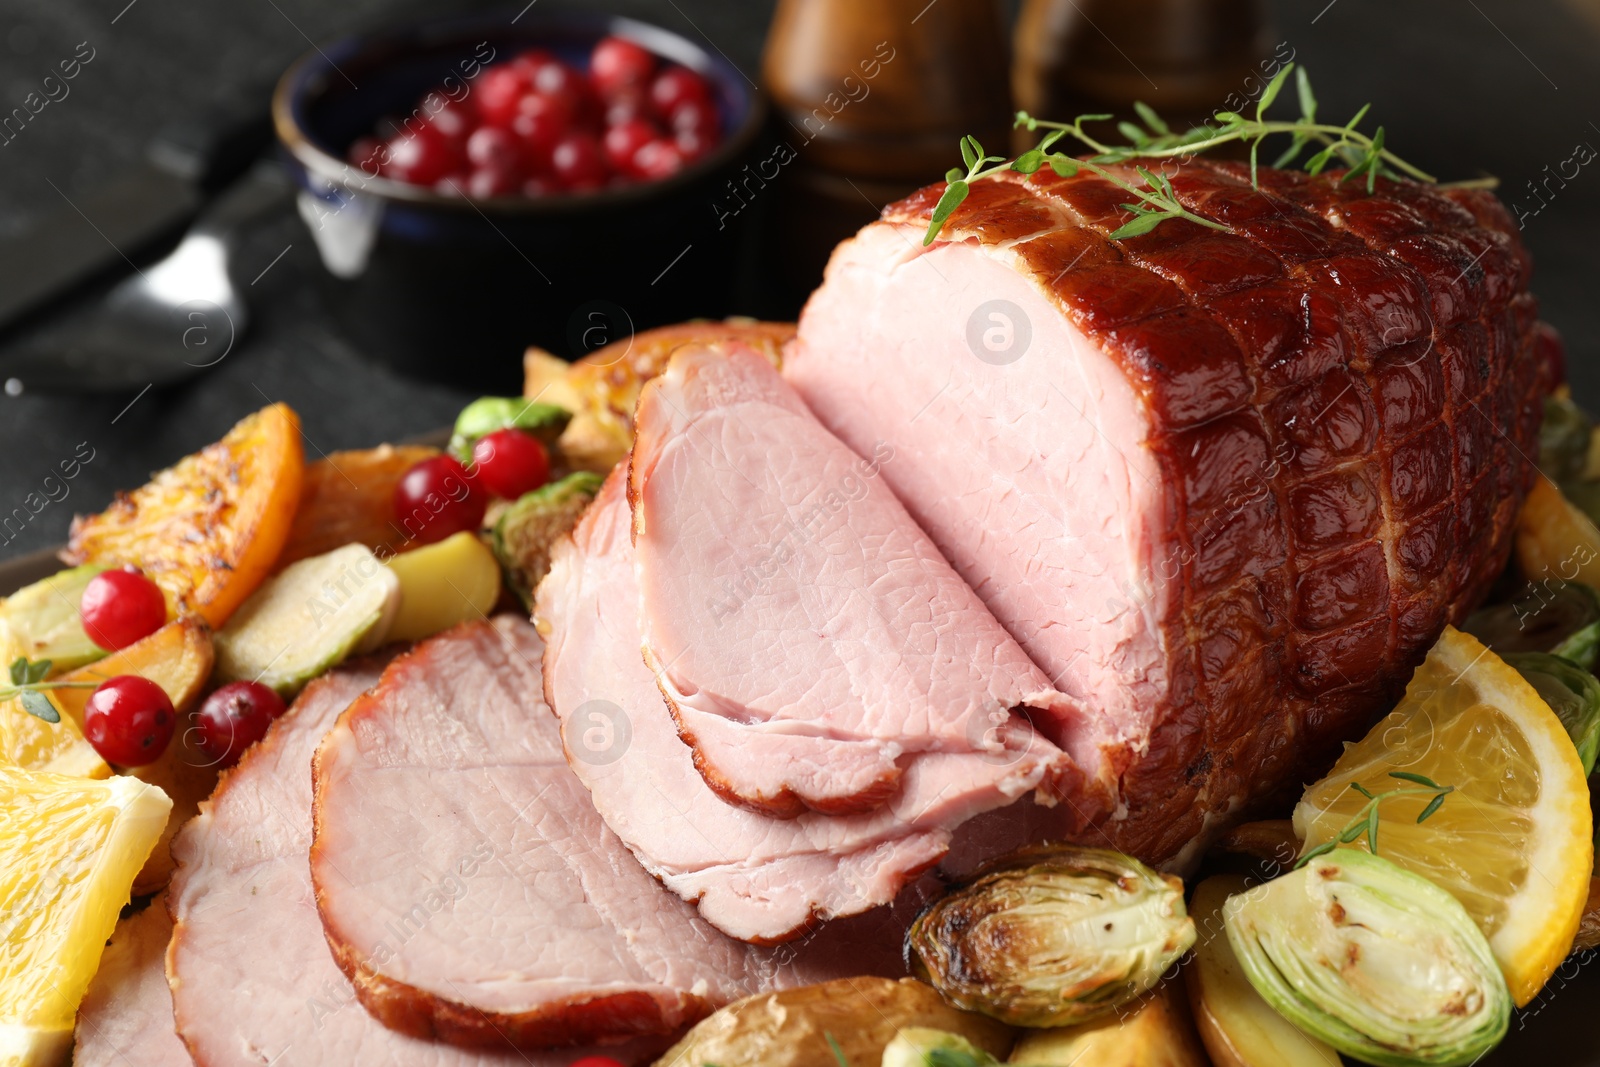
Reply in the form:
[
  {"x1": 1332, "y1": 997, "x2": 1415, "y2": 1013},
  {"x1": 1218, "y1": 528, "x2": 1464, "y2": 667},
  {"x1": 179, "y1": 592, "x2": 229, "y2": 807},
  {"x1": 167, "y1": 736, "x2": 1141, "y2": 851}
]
[
  {"x1": 627, "y1": 345, "x2": 1097, "y2": 817},
  {"x1": 538, "y1": 469, "x2": 1071, "y2": 942}
]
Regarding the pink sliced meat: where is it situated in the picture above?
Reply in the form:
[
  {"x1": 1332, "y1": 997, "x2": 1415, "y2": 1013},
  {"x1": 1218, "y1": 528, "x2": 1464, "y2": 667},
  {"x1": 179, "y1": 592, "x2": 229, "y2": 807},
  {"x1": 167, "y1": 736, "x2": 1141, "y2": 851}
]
[
  {"x1": 537, "y1": 468, "x2": 1074, "y2": 942},
  {"x1": 627, "y1": 344, "x2": 1097, "y2": 818},
  {"x1": 74, "y1": 898, "x2": 188, "y2": 1067},
  {"x1": 787, "y1": 163, "x2": 1545, "y2": 863},
  {"x1": 310, "y1": 616, "x2": 911, "y2": 1048},
  {"x1": 165, "y1": 658, "x2": 662, "y2": 1066}
]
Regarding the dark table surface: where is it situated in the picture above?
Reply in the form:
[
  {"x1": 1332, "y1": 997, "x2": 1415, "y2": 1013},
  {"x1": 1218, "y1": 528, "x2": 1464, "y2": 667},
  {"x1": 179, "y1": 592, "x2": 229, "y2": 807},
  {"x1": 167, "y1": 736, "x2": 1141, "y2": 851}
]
[{"x1": 0, "y1": 0, "x2": 1597, "y2": 566}]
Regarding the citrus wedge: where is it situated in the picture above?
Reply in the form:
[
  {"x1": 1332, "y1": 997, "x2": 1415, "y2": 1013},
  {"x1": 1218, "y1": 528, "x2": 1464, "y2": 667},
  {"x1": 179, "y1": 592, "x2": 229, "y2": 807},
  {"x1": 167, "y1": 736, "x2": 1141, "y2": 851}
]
[
  {"x1": 0, "y1": 767, "x2": 170, "y2": 1065},
  {"x1": 0, "y1": 622, "x2": 108, "y2": 779},
  {"x1": 1293, "y1": 625, "x2": 1593, "y2": 1006}
]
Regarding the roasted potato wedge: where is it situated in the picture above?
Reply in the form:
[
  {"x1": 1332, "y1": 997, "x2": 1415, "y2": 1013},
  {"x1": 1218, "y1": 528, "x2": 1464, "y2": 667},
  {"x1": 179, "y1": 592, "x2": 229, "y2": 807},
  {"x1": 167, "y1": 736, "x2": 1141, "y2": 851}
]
[
  {"x1": 65, "y1": 404, "x2": 305, "y2": 627},
  {"x1": 1184, "y1": 874, "x2": 1340, "y2": 1067},
  {"x1": 278, "y1": 443, "x2": 440, "y2": 566},
  {"x1": 529, "y1": 319, "x2": 793, "y2": 472},
  {"x1": 49, "y1": 617, "x2": 218, "y2": 894},
  {"x1": 653, "y1": 977, "x2": 1013, "y2": 1067},
  {"x1": 1515, "y1": 477, "x2": 1600, "y2": 591},
  {"x1": 1008, "y1": 982, "x2": 1207, "y2": 1066}
]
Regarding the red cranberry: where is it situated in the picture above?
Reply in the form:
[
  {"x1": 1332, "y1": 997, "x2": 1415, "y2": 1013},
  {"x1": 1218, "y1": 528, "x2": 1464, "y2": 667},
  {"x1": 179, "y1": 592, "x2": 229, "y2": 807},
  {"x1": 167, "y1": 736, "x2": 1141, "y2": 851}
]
[
  {"x1": 566, "y1": 1058, "x2": 626, "y2": 1067},
  {"x1": 386, "y1": 125, "x2": 461, "y2": 186},
  {"x1": 532, "y1": 60, "x2": 585, "y2": 102},
  {"x1": 80, "y1": 566, "x2": 166, "y2": 651},
  {"x1": 512, "y1": 48, "x2": 560, "y2": 80},
  {"x1": 603, "y1": 90, "x2": 650, "y2": 129},
  {"x1": 465, "y1": 125, "x2": 526, "y2": 173},
  {"x1": 633, "y1": 138, "x2": 686, "y2": 180},
  {"x1": 423, "y1": 98, "x2": 474, "y2": 146},
  {"x1": 433, "y1": 173, "x2": 469, "y2": 196},
  {"x1": 347, "y1": 136, "x2": 385, "y2": 174},
  {"x1": 193, "y1": 680, "x2": 286, "y2": 769},
  {"x1": 472, "y1": 429, "x2": 551, "y2": 499},
  {"x1": 511, "y1": 92, "x2": 574, "y2": 169},
  {"x1": 467, "y1": 165, "x2": 521, "y2": 198},
  {"x1": 670, "y1": 97, "x2": 719, "y2": 138},
  {"x1": 649, "y1": 67, "x2": 712, "y2": 123},
  {"x1": 591, "y1": 37, "x2": 656, "y2": 98},
  {"x1": 550, "y1": 132, "x2": 608, "y2": 188},
  {"x1": 477, "y1": 64, "x2": 531, "y2": 127},
  {"x1": 394, "y1": 456, "x2": 487, "y2": 544},
  {"x1": 675, "y1": 126, "x2": 715, "y2": 162},
  {"x1": 602, "y1": 118, "x2": 657, "y2": 176},
  {"x1": 83, "y1": 675, "x2": 175, "y2": 767}
]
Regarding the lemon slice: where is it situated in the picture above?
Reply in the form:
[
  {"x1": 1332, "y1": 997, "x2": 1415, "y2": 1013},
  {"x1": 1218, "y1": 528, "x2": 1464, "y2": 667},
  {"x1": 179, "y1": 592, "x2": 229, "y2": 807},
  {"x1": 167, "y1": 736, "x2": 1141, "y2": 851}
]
[
  {"x1": 0, "y1": 766, "x2": 170, "y2": 1064},
  {"x1": 0, "y1": 622, "x2": 109, "y2": 779},
  {"x1": 1293, "y1": 625, "x2": 1593, "y2": 1006}
]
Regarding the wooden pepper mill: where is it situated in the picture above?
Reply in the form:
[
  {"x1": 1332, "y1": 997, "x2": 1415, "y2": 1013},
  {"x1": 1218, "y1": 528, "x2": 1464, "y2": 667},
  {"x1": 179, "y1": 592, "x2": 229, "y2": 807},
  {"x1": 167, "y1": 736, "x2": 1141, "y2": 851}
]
[
  {"x1": 760, "y1": 0, "x2": 1013, "y2": 306},
  {"x1": 1012, "y1": 0, "x2": 1275, "y2": 146}
]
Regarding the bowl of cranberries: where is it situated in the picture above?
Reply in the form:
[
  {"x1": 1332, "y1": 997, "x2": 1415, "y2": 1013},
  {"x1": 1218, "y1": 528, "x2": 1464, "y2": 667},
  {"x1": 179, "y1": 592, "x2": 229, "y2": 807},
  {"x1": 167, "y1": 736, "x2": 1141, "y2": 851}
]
[{"x1": 273, "y1": 10, "x2": 765, "y2": 391}]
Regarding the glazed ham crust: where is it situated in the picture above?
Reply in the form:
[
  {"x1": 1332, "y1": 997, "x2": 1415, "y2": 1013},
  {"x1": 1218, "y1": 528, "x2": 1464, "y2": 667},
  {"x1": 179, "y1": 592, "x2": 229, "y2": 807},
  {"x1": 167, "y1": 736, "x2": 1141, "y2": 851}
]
[{"x1": 793, "y1": 160, "x2": 1546, "y2": 862}]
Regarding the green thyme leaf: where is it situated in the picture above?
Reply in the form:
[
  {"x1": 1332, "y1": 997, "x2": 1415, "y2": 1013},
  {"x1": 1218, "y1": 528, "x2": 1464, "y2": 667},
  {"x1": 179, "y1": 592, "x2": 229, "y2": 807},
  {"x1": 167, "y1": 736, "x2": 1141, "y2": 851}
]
[
  {"x1": 1417, "y1": 793, "x2": 1449, "y2": 823},
  {"x1": 826, "y1": 1032, "x2": 851, "y2": 1067},
  {"x1": 1295, "y1": 65, "x2": 1317, "y2": 123},
  {"x1": 924, "y1": 180, "x2": 970, "y2": 245},
  {"x1": 18, "y1": 690, "x2": 59, "y2": 724},
  {"x1": 1133, "y1": 100, "x2": 1169, "y2": 135},
  {"x1": 1257, "y1": 63, "x2": 1293, "y2": 118},
  {"x1": 1109, "y1": 211, "x2": 1166, "y2": 239},
  {"x1": 1389, "y1": 771, "x2": 1439, "y2": 787}
]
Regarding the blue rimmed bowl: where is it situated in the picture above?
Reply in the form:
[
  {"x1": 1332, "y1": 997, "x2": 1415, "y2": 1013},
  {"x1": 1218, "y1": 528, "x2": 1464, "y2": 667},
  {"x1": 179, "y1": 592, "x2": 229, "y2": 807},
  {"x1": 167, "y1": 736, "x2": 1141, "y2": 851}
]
[{"x1": 273, "y1": 8, "x2": 766, "y2": 391}]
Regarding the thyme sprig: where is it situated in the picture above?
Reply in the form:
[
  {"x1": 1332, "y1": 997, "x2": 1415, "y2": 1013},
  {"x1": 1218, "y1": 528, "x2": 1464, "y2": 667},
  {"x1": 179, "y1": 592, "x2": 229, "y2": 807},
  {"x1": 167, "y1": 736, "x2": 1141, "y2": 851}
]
[
  {"x1": 927, "y1": 63, "x2": 1492, "y2": 246},
  {"x1": 1295, "y1": 771, "x2": 1454, "y2": 868},
  {"x1": 1, "y1": 656, "x2": 96, "y2": 724}
]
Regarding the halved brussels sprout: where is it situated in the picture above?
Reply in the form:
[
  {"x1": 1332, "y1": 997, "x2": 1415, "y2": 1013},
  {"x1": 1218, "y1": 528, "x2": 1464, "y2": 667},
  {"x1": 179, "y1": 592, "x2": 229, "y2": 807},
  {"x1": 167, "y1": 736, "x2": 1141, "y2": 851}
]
[
  {"x1": 908, "y1": 845, "x2": 1195, "y2": 1027},
  {"x1": 1540, "y1": 393, "x2": 1592, "y2": 483},
  {"x1": 1503, "y1": 651, "x2": 1600, "y2": 776},
  {"x1": 1462, "y1": 580, "x2": 1600, "y2": 663},
  {"x1": 447, "y1": 396, "x2": 572, "y2": 466},
  {"x1": 492, "y1": 471, "x2": 604, "y2": 609},
  {"x1": 1223, "y1": 849, "x2": 1510, "y2": 1067}
]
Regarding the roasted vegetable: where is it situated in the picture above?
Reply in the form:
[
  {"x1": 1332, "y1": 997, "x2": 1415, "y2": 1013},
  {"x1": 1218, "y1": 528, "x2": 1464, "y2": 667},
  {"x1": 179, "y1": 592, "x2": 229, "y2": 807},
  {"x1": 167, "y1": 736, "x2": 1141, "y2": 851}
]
[
  {"x1": 1185, "y1": 874, "x2": 1339, "y2": 1067},
  {"x1": 215, "y1": 544, "x2": 399, "y2": 696},
  {"x1": 885, "y1": 1028, "x2": 1000, "y2": 1067},
  {"x1": 446, "y1": 396, "x2": 570, "y2": 467},
  {"x1": 529, "y1": 319, "x2": 794, "y2": 472},
  {"x1": 1540, "y1": 391, "x2": 1592, "y2": 483},
  {"x1": 492, "y1": 471, "x2": 604, "y2": 609},
  {"x1": 65, "y1": 403, "x2": 305, "y2": 627},
  {"x1": 0, "y1": 564, "x2": 110, "y2": 673},
  {"x1": 383, "y1": 531, "x2": 501, "y2": 643},
  {"x1": 1462, "y1": 580, "x2": 1600, "y2": 663},
  {"x1": 908, "y1": 845, "x2": 1196, "y2": 1027},
  {"x1": 279, "y1": 444, "x2": 441, "y2": 566},
  {"x1": 1503, "y1": 651, "x2": 1600, "y2": 775},
  {"x1": 1224, "y1": 850, "x2": 1510, "y2": 1067},
  {"x1": 653, "y1": 977, "x2": 1013, "y2": 1067},
  {"x1": 1514, "y1": 478, "x2": 1600, "y2": 591},
  {"x1": 1009, "y1": 982, "x2": 1207, "y2": 1067}
]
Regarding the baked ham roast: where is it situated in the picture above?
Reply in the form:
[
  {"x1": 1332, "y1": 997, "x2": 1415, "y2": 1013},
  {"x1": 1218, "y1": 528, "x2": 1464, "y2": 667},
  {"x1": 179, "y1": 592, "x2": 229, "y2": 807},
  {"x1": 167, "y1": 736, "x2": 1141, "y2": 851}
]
[
  {"x1": 788, "y1": 160, "x2": 1547, "y2": 862},
  {"x1": 627, "y1": 344, "x2": 1086, "y2": 817},
  {"x1": 310, "y1": 617, "x2": 911, "y2": 1048},
  {"x1": 539, "y1": 468, "x2": 1069, "y2": 941}
]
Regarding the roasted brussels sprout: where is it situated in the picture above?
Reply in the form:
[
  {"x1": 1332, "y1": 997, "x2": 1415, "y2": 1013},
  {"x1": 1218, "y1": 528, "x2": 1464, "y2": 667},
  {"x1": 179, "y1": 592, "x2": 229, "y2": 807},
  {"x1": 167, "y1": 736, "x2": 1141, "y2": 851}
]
[
  {"x1": 1224, "y1": 849, "x2": 1510, "y2": 1067},
  {"x1": 1503, "y1": 651, "x2": 1600, "y2": 775},
  {"x1": 908, "y1": 845, "x2": 1196, "y2": 1027},
  {"x1": 1462, "y1": 580, "x2": 1600, "y2": 664},
  {"x1": 491, "y1": 471, "x2": 604, "y2": 609},
  {"x1": 446, "y1": 396, "x2": 571, "y2": 466},
  {"x1": 1540, "y1": 392, "x2": 1593, "y2": 484}
]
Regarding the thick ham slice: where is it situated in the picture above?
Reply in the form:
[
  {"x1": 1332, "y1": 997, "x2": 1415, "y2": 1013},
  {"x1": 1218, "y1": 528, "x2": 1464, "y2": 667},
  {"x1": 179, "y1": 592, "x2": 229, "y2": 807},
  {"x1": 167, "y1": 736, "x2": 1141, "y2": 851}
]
[
  {"x1": 627, "y1": 345, "x2": 1094, "y2": 817},
  {"x1": 165, "y1": 658, "x2": 662, "y2": 1066},
  {"x1": 74, "y1": 899, "x2": 188, "y2": 1067},
  {"x1": 788, "y1": 161, "x2": 1546, "y2": 862},
  {"x1": 310, "y1": 617, "x2": 910, "y2": 1047},
  {"x1": 537, "y1": 469, "x2": 1073, "y2": 942}
]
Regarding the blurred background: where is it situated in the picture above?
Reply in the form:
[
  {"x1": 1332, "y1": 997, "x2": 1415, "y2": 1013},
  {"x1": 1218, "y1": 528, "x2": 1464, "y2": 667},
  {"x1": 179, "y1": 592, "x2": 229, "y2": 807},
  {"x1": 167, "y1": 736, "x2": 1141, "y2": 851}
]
[{"x1": 0, "y1": 0, "x2": 1595, "y2": 559}]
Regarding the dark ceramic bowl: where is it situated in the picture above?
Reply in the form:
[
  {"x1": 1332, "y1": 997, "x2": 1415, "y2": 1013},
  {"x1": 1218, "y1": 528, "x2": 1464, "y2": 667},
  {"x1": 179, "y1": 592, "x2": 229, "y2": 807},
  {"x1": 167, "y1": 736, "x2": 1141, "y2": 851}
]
[{"x1": 273, "y1": 9, "x2": 766, "y2": 392}]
